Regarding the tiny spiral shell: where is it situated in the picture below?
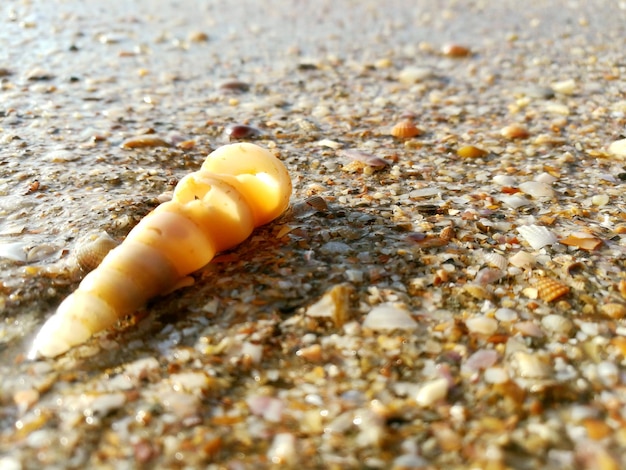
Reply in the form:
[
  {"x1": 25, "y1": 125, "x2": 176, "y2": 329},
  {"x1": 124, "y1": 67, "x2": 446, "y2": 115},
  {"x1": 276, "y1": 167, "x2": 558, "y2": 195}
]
[
  {"x1": 74, "y1": 232, "x2": 119, "y2": 273},
  {"x1": 535, "y1": 278, "x2": 570, "y2": 302}
]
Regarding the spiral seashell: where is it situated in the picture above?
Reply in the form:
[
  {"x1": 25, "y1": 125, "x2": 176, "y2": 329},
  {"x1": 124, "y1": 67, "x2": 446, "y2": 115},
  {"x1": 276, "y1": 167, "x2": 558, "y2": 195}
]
[
  {"x1": 534, "y1": 278, "x2": 570, "y2": 302},
  {"x1": 74, "y1": 232, "x2": 119, "y2": 273},
  {"x1": 28, "y1": 143, "x2": 292, "y2": 359}
]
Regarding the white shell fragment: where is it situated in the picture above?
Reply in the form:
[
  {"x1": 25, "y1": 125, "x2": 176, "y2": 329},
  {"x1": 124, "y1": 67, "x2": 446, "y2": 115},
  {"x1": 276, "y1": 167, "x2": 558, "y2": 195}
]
[
  {"x1": 398, "y1": 66, "x2": 434, "y2": 84},
  {"x1": 499, "y1": 194, "x2": 531, "y2": 209},
  {"x1": 518, "y1": 181, "x2": 555, "y2": 198},
  {"x1": 608, "y1": 138, "x2": 626, "y2": 159},
  {"x1": 516, "y1": 225, "x2": 558, "y2": 250},
  {"x1": 267, "y1": 433, "x2": 297, "y2": 465},
  {"x1": 508, "y1": 251, "x2": 536, "y2": 269},
  {"x1": 362, "y1": 303, "x2": 418, "y2": 331},
  {"x1": 415, "y1": 378, "x2": 449, "y2": 407},
  {"x1": 465, "y1": 316, "x2": 498, "y2": 335},
  {"x1": 483, "y1": 252, "x2": 508, "y2": 271},
  {"x1": 492, "y1": 174, "x2": 516, "y2": 186}
]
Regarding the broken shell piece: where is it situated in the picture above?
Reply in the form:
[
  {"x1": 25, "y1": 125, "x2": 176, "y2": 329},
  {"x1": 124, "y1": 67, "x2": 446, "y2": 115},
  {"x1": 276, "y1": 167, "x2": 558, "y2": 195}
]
[
  {"x1": 337, "y1": 149, "x2": 390, "y2": 169},
  {"x1": 415, "y1": 378, "x2": 449, "y2": 407},
  {"x1": 518, "y1": 181, "x2": 555, "y2": 198},
  {"x1": 517, "y1": 225, "x2": 557, "y2": 250},
  {"x1": 560, "y1": 232, "x2": 603, "y2": 251},
  {"x1": 74, "y1": 232, "x2": 119, "y2": 273},
  {"x1": 483, "y1": 252, "x2": 508, "y2": 271},
  {"x1": 608, "y1": 138, "x2": 626, "y2": 159},
  {"x1": 510, "y1": 351, "x2": 552, "y2": 379},
  {"x1": 305, "y1": 283, "x2": 354, "y2": 327},
  {"x1": 600, "y1": 303, "x2": 626, "y2": 319},
  {"x1": 534, "y1": 277, "x2": 570, "y2": 302},
  {"x1": 362, "y1": 303, "x2": 418, "y2": 331},
  {"x1": 121, "y1": 135, "x2": 170, "y2": 149},
  {"x1": 509, "y1": 251, "x2": 536, "y2": 269}
]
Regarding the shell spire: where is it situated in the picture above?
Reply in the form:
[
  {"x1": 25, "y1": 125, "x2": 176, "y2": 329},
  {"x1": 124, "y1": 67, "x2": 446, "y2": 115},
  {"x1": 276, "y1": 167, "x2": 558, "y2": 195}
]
[{"x1": 28, "y1": 143, "x2": 292, "y2": 359}]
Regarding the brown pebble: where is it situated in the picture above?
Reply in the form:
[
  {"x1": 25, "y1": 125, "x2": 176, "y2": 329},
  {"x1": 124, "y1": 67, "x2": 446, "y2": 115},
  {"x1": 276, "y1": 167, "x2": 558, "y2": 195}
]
[
  {"x1": 224, "y1": 124, "x2": 263, "y2": 140},
  {"x1": 218, "y1": 80, "x2": 250, "y2": 93}
]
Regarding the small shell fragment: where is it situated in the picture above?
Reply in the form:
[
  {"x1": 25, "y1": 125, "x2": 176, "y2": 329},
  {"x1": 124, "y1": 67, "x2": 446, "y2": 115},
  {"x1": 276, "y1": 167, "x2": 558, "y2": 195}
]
[
  {"x1": 390, "y1": 120, "x2": 421, "y2": 139},
  {"x1": 600, "y1": 303, "x2": 626, "y2": 319},
  {"x1": 560, "y1": 232, "x2": 603, "y2": 251},
  {"x1": 121, "y1": 135, "x2": 170, "y2": 149},
  {"x1": 541, "y1": 314, "x2": 573, "y2": 335},
  {"x1": 516, "y1": 225, "x2": 557, "y2": 250},
  {"x1": 398, "y1": 66, "x2": 433, "y2": 84},
  {"x1": 534, "y1": 278, "x2": 570, "y2": 302},
  {"x1": 483, "y1": 252, "x2": 508, "y2": 271},
  {"x1": 465, "y1": 316, "x2": 498, "y2": 335},
  {"x1": 337, "y1": 149, "x2": 390, "y2": 169},
  {"x1": 500, "y1": 124, "x2": 530, "y2": 139},
  {"x1": 510, "y1": 351, "x2": 552, "y2": 379},
  {"x1": 508, "y1": 251, "x2": 536, "y2": 269},
  {"x1": 607, "y1": 138, "x2": 626, "y2": 159},
  {"x1": 518, "y1": 181, "x2": 555, "y2": 198},
  {"x1": 305, "y1": 283, "x2": 354, "y2": 327},
  {"x1": 415, "y1": 378, "x2": 449, "y2": 407},
  {"x1": 362, "y1": 303, "x2": 418, "y2": 331}
]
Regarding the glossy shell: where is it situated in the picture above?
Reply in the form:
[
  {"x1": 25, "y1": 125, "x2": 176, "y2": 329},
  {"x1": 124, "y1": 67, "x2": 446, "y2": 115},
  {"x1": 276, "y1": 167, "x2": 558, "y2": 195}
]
[{"x1": 28, "y1": 143, "x2": 292, "y2": 359}]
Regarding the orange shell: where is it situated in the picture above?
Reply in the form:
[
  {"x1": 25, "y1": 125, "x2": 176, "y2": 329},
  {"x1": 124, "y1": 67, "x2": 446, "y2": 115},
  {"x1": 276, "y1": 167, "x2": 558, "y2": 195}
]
[
  {"x1": 391, "y1": 120, "x2": 421, "y2": 139},
  {"x1": 457, "y1": 145, "x2": 488, "y2": 158},
  {"x1": 535, "y1": 278, "x2": 570, "y2": 302},
  {"x1": 600, "y1": 303, "x2": 626, "y2": 319}
]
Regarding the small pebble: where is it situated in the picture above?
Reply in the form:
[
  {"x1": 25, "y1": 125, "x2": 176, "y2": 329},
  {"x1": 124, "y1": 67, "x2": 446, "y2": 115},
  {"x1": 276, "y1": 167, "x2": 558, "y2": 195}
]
[
  {"x1": 551, "y1": 78, "x2": 577, "y2": 95},
  {"x1": 415, "y1": 378, "x2": 449, "y2": 407},
  {"x1": 398, "y1": 66, "x2": 433, "y2": 84}
]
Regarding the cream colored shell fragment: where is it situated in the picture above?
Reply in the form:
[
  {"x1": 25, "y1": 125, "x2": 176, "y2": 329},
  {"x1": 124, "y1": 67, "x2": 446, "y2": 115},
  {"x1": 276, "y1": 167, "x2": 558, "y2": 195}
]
[{"x1": 28, "y1": 143, "x2": 292, "y2": 359}]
